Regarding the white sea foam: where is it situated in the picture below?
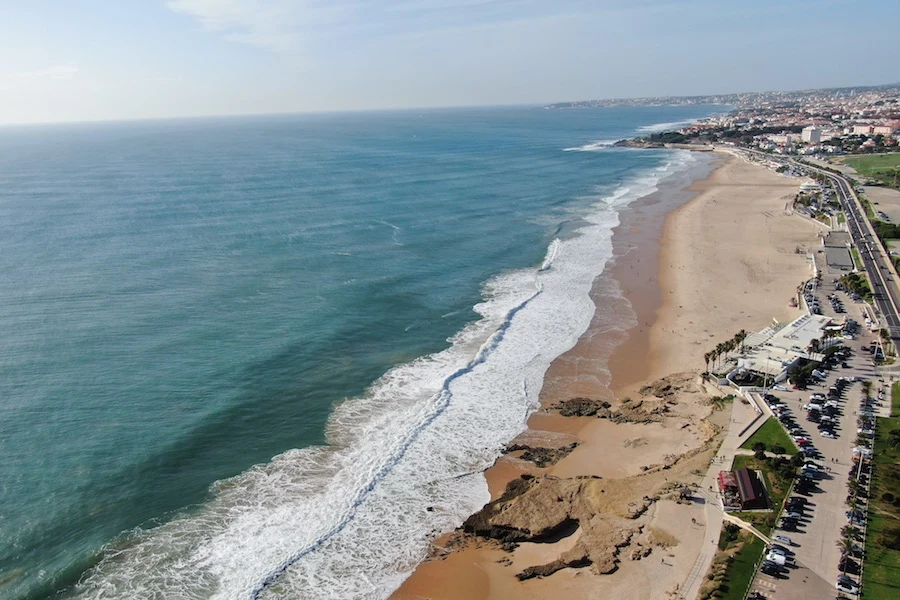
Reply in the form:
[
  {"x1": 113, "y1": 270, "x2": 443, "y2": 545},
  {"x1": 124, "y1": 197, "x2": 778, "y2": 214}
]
[
  {"x1": 635, "y1": 119, "x2": 697, "y2": 134},
  {"x1": 70, "y1": 151, "x2": 699, "y2": 600},
  {"x1": 539, "y1": 238, "x2": 560, "y2": 271},
  {"x1": 562, "y1": 139, "x2": 618, "y2": 152}
]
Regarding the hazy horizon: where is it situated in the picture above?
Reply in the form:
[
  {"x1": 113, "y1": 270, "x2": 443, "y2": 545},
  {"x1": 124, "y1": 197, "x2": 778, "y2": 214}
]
[{"x1": 1, "y1": 0, "x2": 899, "y2": 126}]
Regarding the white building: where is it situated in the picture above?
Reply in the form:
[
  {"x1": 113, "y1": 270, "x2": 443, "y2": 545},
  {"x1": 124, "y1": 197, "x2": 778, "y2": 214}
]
[
  {"x1": 801, "y1": 126, "x2": 822, "y2": 144},
  {"x1": 736, "y1": 314, "x2": 834, "y2": 383}
]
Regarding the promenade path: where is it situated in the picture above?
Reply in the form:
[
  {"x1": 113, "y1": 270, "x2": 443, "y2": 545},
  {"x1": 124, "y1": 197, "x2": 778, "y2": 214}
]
[{"x1": 679, "y1": 391, "x2": 771, "y2": 599}]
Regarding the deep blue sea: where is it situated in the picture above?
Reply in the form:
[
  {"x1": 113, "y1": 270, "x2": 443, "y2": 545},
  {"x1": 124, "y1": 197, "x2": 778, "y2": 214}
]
[{"x1": 0, "y1": 105, "x2": 721, "y2": 600}]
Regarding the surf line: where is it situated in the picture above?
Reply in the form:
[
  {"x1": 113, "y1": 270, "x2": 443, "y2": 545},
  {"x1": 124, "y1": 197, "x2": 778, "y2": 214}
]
[{"x1": 248, "y1": 282, "x2": 544, "y2": 599}]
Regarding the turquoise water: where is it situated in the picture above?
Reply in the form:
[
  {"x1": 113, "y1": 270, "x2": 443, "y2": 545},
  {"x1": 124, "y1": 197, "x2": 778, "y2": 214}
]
[{"x1": 0, "y1": 106, "x2": 720, "y2": 599}]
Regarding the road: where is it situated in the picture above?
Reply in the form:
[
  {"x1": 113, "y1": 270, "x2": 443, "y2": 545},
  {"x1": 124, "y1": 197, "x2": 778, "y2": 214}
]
[
  {"x1": 733, "y1": 148, "x2": 900, "y2": 342},
  {"x1": 807, "y1": 164, "x2": 900, "y2": 339}
]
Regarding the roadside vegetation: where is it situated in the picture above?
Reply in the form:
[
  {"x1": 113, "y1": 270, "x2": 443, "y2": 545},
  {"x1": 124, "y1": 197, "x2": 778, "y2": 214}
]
[
  {"x1": 700, "y1": 526, "x2": 765, "y2": 600},
  {"x1": 840, "y1": 271, "x2": 874, "y2": 302},
  {"x1": 862, "y1": 383, "x2": 900, "y2": 599},
  {"x1": 852, "y1": 247, "x2": 864, "y2": 270},
  {"x1": 739, "y1": 418, "x2": 798, "y2": 456}
]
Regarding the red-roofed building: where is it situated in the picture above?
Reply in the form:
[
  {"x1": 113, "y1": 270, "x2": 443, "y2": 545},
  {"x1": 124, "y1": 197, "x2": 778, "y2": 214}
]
[{"x1": 735, "y1": 467, "x2": 768, "y2": 509}]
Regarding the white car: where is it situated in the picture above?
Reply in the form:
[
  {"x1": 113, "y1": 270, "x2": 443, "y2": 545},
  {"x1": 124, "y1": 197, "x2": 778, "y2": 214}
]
[
  {"x1": 821, "y1": 431, "x2": 838, "y2": 439},
  {"x1": 773, "y1": 535, "x2": 794, "y2": 545}
]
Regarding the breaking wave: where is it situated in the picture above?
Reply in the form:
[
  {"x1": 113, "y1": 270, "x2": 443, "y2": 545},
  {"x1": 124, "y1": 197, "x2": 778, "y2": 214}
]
[{"x1": 69, "y1": 151, "x2": 699, "y2": 600}]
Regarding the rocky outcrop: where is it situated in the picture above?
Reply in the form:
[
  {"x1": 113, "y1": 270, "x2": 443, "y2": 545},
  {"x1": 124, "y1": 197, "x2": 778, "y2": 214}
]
[
  {"x1": 549, "y1": 397, "x2": 663, "y2": 424},
  {"x1": 551, "y1": 397, "x2": 611, "y2": 417},
  {"x1": 503, "y1": 442, "x2": 579, "y2": 468},
  {"x1": 463, "y1": 475, "x2": 579, "y2": 543}
]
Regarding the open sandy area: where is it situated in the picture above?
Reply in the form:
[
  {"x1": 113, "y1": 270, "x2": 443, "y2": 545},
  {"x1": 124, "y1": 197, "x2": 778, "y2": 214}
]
[{"x1": 391, "y1": 152, "x2": 821, "y2": 600}]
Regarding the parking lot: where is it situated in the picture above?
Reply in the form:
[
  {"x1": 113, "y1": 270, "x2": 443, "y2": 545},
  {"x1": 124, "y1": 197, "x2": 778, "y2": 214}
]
[{"x1": 747, "y1": 262, "x2": 887, "y2": 598}]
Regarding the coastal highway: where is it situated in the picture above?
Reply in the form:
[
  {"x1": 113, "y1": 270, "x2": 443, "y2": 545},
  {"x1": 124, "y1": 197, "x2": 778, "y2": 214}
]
[{"x1": 797, "y1": 160, "x2": 900, "y2": 340}]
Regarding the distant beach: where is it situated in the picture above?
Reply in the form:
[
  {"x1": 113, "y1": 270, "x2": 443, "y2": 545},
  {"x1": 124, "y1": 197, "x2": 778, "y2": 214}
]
[{"x1": 392, "y1": 151, "x2": 821, "y2": 599}]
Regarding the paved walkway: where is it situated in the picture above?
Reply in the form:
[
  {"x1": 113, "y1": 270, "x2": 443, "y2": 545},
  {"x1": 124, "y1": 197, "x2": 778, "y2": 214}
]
[
  {"x1": 679, "y1": 393, "x2": 771, "y2": 599},
  {"x1": 723, "y1": 513, "x2": 771, "y2": 544}
]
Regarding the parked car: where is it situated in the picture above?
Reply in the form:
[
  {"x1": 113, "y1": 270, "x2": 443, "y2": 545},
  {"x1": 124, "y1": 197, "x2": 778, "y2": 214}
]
[
  {"x1": 836, "y1": 576, "x2": 859, "y2": 594},
  {"x1": 769, "y1": 543, "x2": 793, "y2": 555}
]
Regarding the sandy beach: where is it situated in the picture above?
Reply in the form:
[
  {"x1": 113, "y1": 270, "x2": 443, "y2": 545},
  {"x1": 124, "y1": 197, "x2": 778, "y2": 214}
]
[{"x1": 391, "y1": 151, "x2": 822, "y2": 600}]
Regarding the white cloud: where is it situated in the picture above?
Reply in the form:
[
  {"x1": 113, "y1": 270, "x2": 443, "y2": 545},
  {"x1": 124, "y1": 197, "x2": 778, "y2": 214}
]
[
  {"x1": 166, "y1": 0, "x2": 351, "y2": 52},
  {"x1": 165, "y1": 0, "x2": 570, "y2": 53},
  {"x1": 19, "y1": 65, "x2": 79, "y2": 80},
  {"x1": 0, "y1": 65, "x2": 79, "y2": 91}
]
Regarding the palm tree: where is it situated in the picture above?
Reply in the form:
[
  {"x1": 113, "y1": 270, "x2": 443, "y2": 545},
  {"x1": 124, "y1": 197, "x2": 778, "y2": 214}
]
[
  {"x1": 808, "y1": 338, "x2": 821, "y2": 356},
  {"x1": 836, "y1": 536, "x2": 854, "y2": 575},
  {"x1": 703, "y1": 351, "x2": 711, "y2": 374},
  {"x1": 837, "y1": 535, "x2": 854, "y2": 558},
  {"x1": 841, "y1": 525, "x2": 859, "y2": 541},
  {"x1": 736, "y1": 329, "x2": 748, "y2": 353},
  {"x1": 862, "y1": 380, "x2": 873, "y2": 400}
]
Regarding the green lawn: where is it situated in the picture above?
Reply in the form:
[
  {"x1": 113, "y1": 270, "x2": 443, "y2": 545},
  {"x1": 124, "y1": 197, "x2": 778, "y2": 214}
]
[
  {"x1": 861, "y1": 382, "x2": 900, "y2": 600},
  {"x1": 839, "y1": 213, "x2": 847, "y2": 224},
  {"x1": 719, "y1": 536, "x2": 766, "y2": 600},
  {"x1": 842, "y1": 154, "x2": 900, "y2": 189},
  {"x1": 853, "y1": 247, "x2": 864, "y2": 270},
  {"x1": 731, "y1": 511, "x2": 776, "y2": 537},
  {"x1": 740, "y1": 418, "x2": 798, "y2": 456}
]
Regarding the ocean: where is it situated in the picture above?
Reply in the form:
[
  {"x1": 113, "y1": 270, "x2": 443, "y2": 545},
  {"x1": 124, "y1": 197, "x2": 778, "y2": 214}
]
[{"x1": 0, "y1": 105, "x2": 721, "y2": 600}]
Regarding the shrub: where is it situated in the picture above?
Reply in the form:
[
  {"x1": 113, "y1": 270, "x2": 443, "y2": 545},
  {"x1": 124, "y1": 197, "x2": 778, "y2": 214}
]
[{"x1": 876, "y1": 527, "x2": 900, "y2": 551}]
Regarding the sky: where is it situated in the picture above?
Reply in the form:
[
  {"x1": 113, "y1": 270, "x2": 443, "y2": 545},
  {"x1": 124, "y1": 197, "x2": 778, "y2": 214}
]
[{"x1": 0, "y1": 0, "x2": 898, "y2": 124}]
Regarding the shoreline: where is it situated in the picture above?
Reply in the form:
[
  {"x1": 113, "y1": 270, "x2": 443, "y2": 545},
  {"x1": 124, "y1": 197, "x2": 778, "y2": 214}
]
[{"x1": 392, "y1": 150, "x2": 821, "y2": 599}]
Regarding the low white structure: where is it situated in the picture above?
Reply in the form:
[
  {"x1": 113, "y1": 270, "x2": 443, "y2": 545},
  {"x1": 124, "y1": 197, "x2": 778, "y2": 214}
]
[
  {"x1": 799, "y1": 181, "x2": 821, "y2": 194},
  {"x1": 736, "y1": 314, "x2": 834, "y2": 382}
]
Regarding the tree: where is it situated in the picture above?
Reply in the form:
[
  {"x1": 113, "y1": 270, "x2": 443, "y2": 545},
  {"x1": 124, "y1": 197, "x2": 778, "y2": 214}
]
[
  {"x1": 837, "y1": 536, "x2": 854, "y2": 569},
  {"x1": 808, "y1": 338, "x2": 821, "y2": 356},
  {"x1": 752, "y1": 442, "x2": 767, "y2": 454},
  {"x1": 736, "y1": 329, "x2": 749, "y2": 353},
  {"x1": 862, "y1": 380, "x2": 873, "y2": 399},
  {"x1": 889, "y1": 429, "x2": 900, "y2": 450}
]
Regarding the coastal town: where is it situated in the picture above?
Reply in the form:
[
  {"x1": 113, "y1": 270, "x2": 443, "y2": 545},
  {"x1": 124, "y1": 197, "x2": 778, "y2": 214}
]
[{"x1": 612, "y1": 83, "x2": 900, "y2": 164}]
